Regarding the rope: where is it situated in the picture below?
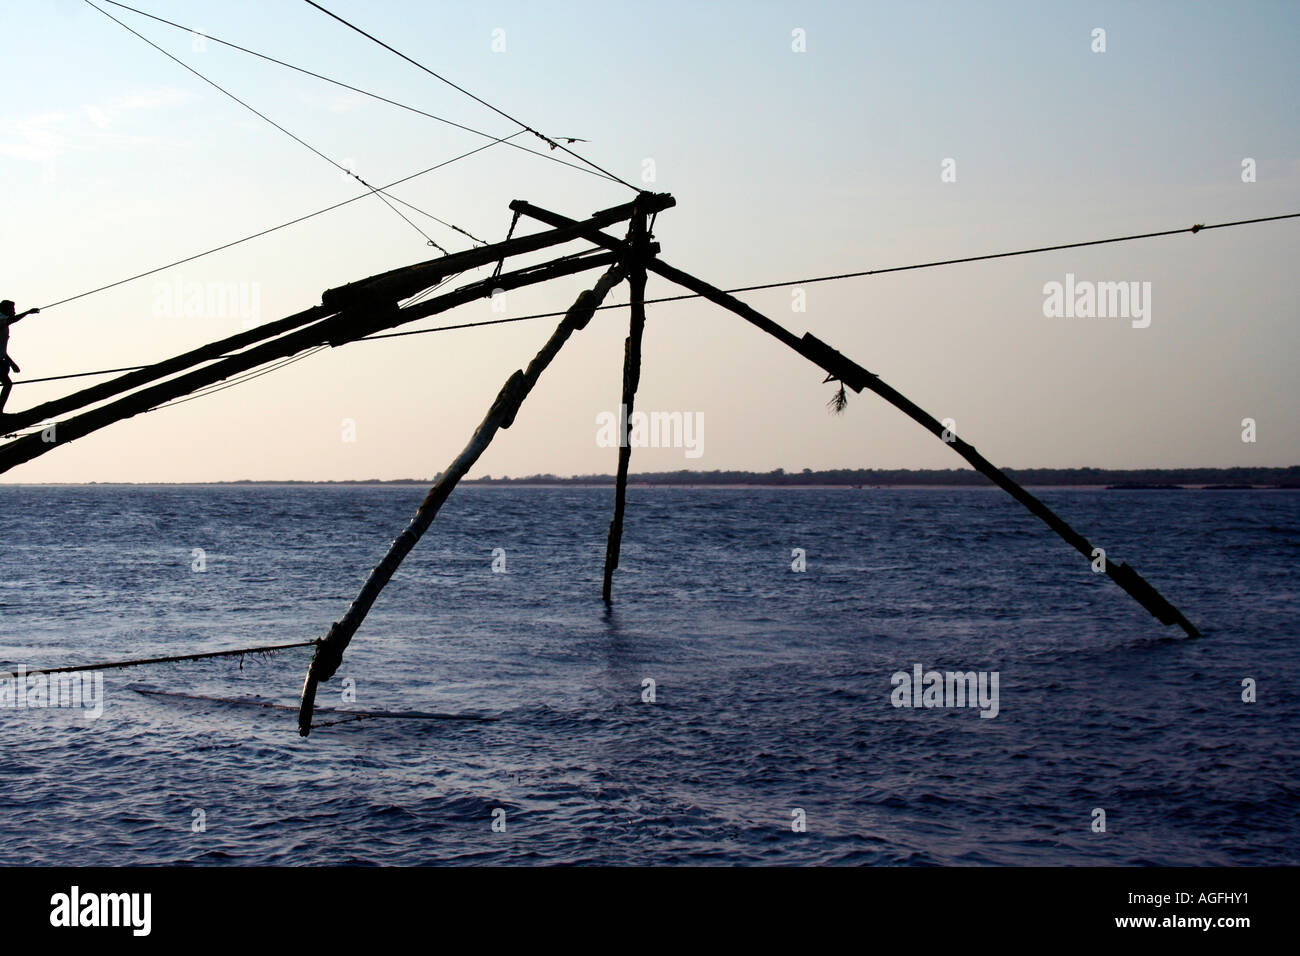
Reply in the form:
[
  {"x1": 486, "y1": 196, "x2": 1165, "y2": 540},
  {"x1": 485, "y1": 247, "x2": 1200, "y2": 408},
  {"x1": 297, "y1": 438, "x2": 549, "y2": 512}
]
[
  {"x1": 97, "y1": 0, "x2": 611, "y2": 184},
  {"x1": 5, "y1": 640, "x2": 319, "y2": 679},
  {"x1": 492, "y1": 210, "x2": 522, "y2": 279},
  {"x1": 7, "y1": 641, "x2": 496, "y2": 729},
  {"x1": 301, "y1": 0, "x2": 639, "y2": 191},
  {"x1": 365, "y1": 187, "x2": 447, "y2": 251},
  {"x1": 402, "y1": 272, "x2": 465, "y2": 309},
  {"x1": 357, "y1": 211, "x2": 1300, "y2": 340},
  {"x1": 711, "y1": 213, "x2": 1300, "y2": 294},
  {"x1": 38, "y1": 132, "x2": 521, "y2": 312},
  {"x1": 83, "y1": 0, "x2": 474, "y2": 250},
  {"x1": 150, "y1": 346, "x2": 329, "y2": 412},
  {"x1": 17, "y1": 365, "x2": 148, "y2": 385},
  {"x1": 131, "y1": 687, "x2": 498, "y2": 724},
  {"x1": 14, "y1": 210, "x2": 1299, "y2": 385},
  {"x1": 1, "y1": 347, "x2": 333, "y2": 437}
]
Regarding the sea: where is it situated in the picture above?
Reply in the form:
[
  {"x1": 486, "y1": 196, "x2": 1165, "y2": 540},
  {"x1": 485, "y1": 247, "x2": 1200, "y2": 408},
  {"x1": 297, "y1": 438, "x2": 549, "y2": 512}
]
[{"x1": 0, "y1": 484, "x2": 1296, "y2": 865}]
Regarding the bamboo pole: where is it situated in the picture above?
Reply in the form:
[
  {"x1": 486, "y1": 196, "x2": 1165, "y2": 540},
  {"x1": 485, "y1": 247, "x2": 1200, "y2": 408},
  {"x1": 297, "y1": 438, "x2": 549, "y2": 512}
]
[
  {"x1": 297, "y1": 260, "x2": 629, "y2": 735},
  {"x1": 601, "y1": 211, "x2": 649, "y2": 603},
  {"x1": 509, "y1": 201, "x2": 1201, "y2": 638},
  {"x1": 0, "y1": 251, "x2": 617, "y2": 475}
]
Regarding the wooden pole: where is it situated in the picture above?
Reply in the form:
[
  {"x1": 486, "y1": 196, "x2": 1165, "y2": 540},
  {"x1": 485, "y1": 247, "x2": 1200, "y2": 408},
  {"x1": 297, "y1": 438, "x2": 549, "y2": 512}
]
[
  {"x1": 3, "y1": 304, "x2": 332, "y2": 434},
  {"x1": 297, "y1": 260, "x2": 629, "y2": 735},
  {"x1": 508, "y1": 201, "x2": 1200, "y2": 638},
  {"x1": 1, "y1": 197, "x2": 674, "y2": 442},
  {"x1": 657, "y1": 271, "x2": 1203, "y2": 639},
  {"x1": 0, "y1": 251, "x2": 617, "y2": 475},
  {"x1": 601, "y1": 210, "x2": 649, "y2": 603}
]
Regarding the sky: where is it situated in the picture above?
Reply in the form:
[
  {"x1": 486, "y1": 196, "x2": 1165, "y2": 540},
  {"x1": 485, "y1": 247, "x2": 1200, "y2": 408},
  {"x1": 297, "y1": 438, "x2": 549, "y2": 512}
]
[{"x1": 1, "y1": 0, "x2": 1297, "y2": 482}]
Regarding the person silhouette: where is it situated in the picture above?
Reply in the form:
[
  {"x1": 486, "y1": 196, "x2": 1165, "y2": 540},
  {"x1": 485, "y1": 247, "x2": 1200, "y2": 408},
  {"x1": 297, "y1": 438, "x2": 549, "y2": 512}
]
[{"x1": 1, "y1": 299, "x2": 40, "y2": 417}]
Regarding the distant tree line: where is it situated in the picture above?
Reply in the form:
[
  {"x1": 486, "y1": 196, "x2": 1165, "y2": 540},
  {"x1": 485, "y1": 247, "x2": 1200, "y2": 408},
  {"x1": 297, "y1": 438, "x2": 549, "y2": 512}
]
[{"x1": 466, "y1": 466, "x2": 1300, "y2": 488}]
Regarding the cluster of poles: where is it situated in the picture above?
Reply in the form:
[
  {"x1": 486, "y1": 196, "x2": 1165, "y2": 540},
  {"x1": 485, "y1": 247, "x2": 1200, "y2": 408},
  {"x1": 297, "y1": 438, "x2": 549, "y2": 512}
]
[{"x1": 0, "y1": 192, "x2": 1200, "y2": 737}]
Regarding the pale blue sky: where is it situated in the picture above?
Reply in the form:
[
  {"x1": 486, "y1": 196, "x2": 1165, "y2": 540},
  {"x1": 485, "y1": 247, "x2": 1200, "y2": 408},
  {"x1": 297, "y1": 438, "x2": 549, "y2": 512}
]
[{"x1": 2, "y1": 0, "x2": 1297, "y2": 481}]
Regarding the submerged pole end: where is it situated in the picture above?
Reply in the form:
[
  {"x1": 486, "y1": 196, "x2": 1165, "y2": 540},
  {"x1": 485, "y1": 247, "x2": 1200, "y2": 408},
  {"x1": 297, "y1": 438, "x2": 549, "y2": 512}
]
[
  {"x1": 1109, "y1": 561, "x2": 1200, "y2": 639},
  {"x1": 297, "y1": 666, "x2": 319, "y2": 737},
  {"x1": 297, "y1": 635, "x2": 339, "y2": 737}
]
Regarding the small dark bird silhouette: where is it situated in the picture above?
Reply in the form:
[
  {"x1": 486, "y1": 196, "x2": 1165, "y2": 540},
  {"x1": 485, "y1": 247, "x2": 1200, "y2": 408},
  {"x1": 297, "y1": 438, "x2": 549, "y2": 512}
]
[{"x1": 550, "y1": 136, "x2": 589, "y2": 150}]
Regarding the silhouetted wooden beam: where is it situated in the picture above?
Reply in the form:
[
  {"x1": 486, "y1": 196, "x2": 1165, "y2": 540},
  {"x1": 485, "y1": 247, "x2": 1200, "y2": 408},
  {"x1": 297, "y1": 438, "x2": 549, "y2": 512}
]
[
  {"x1": 297, "y1": 260, "x2": 630, "y2": 735},
  {"x1": 4, "y1": 305, "x2": 333, "y2": 433},
  {"x1": 794, "y1": 329, "x2": 1200, "y2": 636},
  {"x1": 5, "y1": 197, "x2": 674, "y2": 434},
  {"x1": 601, "y1": 209, "x2": 650, "y2": 603},
  {"x1": 670, "y1": 278, "x2": 1200, "y2": 638},
  {"x1": 510, "y1": 201, "x2": 1201, "y2": 638},
  {"x1": 0, "y1": 251, "x2": 617, "y2": 475},
  {"x1": 323, "y1": 192, "x2": 674, "y2": 310}
]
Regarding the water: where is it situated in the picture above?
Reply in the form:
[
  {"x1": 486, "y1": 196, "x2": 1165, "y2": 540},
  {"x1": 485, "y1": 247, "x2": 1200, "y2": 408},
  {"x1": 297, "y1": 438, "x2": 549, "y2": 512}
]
[{"x1": 0, "y1": 484, "x2": 1296, "y2": 865}]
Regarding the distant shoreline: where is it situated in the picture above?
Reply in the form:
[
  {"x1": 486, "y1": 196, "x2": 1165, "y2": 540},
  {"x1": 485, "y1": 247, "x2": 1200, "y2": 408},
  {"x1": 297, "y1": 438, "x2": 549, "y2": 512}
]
[{"x1": 4, "y1": 467, "x2": 1298, "y2": 489}]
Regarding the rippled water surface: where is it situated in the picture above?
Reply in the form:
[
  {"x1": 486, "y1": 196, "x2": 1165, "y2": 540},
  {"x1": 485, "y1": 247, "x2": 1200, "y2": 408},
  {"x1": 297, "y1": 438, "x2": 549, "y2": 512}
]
[{"x1": 1, "y1": 484, "x2": 1296, "y2": 865}]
